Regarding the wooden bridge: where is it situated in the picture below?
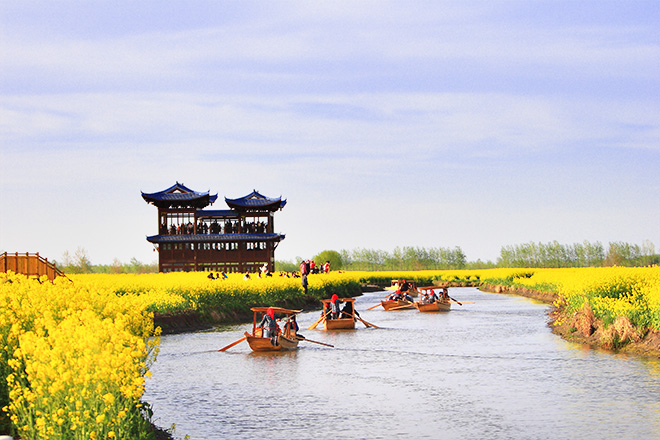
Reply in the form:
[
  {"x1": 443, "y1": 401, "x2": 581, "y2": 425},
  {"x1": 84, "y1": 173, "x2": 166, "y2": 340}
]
[{"x1": 0, "y1": 252, "x2": 65, "y2": 281}]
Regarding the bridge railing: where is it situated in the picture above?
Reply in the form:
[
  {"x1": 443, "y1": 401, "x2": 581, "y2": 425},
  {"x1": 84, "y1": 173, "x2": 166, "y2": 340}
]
[{"x1": 0, "y1": 252, "x2": 65, "y2": 281}]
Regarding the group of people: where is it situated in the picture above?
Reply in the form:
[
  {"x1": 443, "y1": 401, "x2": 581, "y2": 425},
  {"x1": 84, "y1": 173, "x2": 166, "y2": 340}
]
[
  {"x1": 299, "y1": 259, "x2": 331, "y2": 275},
  {"x1": 207, "y1": 272, "x2": 228, "y2": 280},
  {"x1": 420, "y1": 287, "x2": 449, "y2": 304},
  {"x1": 243, "y1": 270, "x2": 273, "y2": 280},
  {"x1": 386, "y1": 290, "x2": 414, "y2": 302},
  {"x1": 387, "y1": 279, "x2": 414, "y2": 302},
  {"x1": 159, "y1": 219, "x2": 268, "y2": 236},
  {"x1": 323, "y1": 294, "x2": 354, "y2": 320}
]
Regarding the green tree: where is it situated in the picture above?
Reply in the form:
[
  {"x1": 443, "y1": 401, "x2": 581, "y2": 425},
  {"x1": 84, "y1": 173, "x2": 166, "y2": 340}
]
[
  {"x1": 313, "y1": 250, "x2": 344, "y2": 270},
  {"x1": 275, "y1": 259, "x2": 299, "y2": 272}
]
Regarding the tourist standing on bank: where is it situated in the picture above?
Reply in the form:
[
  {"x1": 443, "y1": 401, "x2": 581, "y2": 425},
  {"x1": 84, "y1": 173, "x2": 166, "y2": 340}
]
[{"x1": 302, "y1": 273, "x2": 309, "y2": 295}]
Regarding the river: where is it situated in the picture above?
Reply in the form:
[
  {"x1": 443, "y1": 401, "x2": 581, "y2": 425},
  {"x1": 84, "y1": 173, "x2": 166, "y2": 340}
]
[{"x1": 144, "y1": 288, "x2": 660, "y2": 440}]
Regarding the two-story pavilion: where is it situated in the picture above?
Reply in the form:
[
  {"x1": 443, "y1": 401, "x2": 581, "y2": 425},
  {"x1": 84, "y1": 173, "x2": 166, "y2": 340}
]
[{"x1": 142, "y1": 182, "x2": 286, "y2": 273}]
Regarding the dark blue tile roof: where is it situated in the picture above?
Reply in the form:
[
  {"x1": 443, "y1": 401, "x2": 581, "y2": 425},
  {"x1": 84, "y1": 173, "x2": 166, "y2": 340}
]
[
  {"x1": 225, "y1": 190, "x2": 286, "y2": 211},
  {"x1": 146, "y1": 233, "x2": 285, "y2": 243},
  {"x1": 142, "y1": 182, "x2": 218, "y2": 208}
]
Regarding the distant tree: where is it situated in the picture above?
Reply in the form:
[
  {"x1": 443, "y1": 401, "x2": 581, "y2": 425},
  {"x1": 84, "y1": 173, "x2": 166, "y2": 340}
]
[
  {"x1": 605, "y1": 241, "x2": 642, "y2": 266},
  {"x1": 275, "y1": 259, "x2": 299, "y2": 272},
  {"x1": 110, "y1": 258, "x2": 124, "y2": 274},
  {"x1": 312, "y1": 250, "x2": 343, "y2": 270},
  {"x1": 59, "y1": 247, "x2": 93, "y2": 274}
]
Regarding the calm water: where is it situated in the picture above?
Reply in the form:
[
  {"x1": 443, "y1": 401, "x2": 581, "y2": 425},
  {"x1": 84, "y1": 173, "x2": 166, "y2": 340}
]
[{"x1": 144, "y1": 288, "x2": 660, "y2": 440}]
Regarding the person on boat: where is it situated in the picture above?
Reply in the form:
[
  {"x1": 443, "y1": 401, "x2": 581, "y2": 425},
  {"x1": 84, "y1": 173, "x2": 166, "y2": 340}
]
[
  {"x1": 441, "y1": 287, "x2": 449, "y2": 299},
  {"x1": 259, "y1": 307, "x2": 279, "y2": 346},
  {"x1": 387, "y1": 290, "x2": 402, "y2": 301},
  {"x1": 399, "y1": 280, "x2": 410, "y2": 293},
  {"x1": 428, "y1": 289, "x2": 439, "y2": 303},
  {"x1": 341, "y1": 300, "x2": 354, "y2": 319},
  {"x1": 402, "y1": 292, "x2": 413, "y2": 302},
  {"x1": 330, "y1": 294, "x2": 341, "y2": 319},
  {"x1": 284, "y1": 316, "x2": 299, "y2": 336}
]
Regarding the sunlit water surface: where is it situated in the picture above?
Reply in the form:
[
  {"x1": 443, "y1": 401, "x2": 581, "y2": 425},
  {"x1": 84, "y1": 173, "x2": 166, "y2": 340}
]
[{"x1": 144, "y1": 288, "x2": 660, "y2": 440}]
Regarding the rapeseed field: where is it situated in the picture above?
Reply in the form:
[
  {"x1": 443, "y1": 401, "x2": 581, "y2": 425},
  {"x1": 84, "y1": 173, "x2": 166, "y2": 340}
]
[{"x1": 1, "y1": 266, "x2": 658, "y2": 437}]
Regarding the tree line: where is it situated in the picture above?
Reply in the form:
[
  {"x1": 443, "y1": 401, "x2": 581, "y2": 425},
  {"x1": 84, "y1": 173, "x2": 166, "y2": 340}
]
[
  {"x1": 56, "y1": 239, "x2": 658, "y2": 274},
  {"x1": 278, "y1": 240, "x2": 658, "y2": 272},
  {"x1": 498, "y1": 240, "x2": 658, "y2": 268},
  {"x1": 278, "y1": 246, "x2": 469, "y2": 272},
  {"x1": 54, "y1": 247, "x2": 158, "y2": 274}
]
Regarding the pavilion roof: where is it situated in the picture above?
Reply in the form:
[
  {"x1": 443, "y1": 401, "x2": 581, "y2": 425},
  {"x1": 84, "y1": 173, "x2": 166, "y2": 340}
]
[
  {"x1": 224, "y1": 190, "x2": 286, "y2": 212},
  {"x1": 146, "y1": 233, "x2": 285, "y2": 243},
  {"x1": 142, "y1": 182, "x2": 218, "y2": 208}
]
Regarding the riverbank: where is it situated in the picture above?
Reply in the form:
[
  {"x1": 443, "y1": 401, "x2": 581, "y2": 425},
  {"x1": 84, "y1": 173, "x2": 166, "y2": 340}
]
[
  {"x1": 479, "y1": 284, "x2": 660, "y2": 358},
  {"x1": 153, "y1": 285, "x2": 366, "y2": 334}
]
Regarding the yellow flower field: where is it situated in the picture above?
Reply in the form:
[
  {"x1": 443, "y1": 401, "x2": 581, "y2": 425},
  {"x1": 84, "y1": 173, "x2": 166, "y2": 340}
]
[
  {"x1": 0, "y1": 272, "x2": 159, "y2": 439},
  {"x1": 1, "y1": 266, "x2": 658, "y2": 437}
]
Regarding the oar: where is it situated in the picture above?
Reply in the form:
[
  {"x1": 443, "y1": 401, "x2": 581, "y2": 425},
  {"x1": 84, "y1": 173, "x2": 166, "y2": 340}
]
[
  {"x1": 388, "y1": 302, "x2": 414, "y2": 311},
  {"x1": 448, "y1": 296, "x2": 463, "y2": 306},
  {"x1": 295, "y1": 335, "x2": 334, "y2": 348},
  {"x1": 366, "y1": 303, "x2": 382, "y2": 311},
  {"x1": 355, "y1": 315, "x2": 379, "y2": 329},
  {"x1": 450, "y1": 299, "x2": 474, "y2": 304},
  {"x1": 307, "y1": 311, "x2": 330, "y2": 330},
  {"x1": 218, "y1": 336, "x2": 246, "y2": 352}
]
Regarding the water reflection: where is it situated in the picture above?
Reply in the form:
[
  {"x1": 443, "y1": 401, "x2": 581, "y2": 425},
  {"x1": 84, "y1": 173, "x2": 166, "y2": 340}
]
[{"x1": 145, "y1": 288, "x2": 660, "y2": 440}]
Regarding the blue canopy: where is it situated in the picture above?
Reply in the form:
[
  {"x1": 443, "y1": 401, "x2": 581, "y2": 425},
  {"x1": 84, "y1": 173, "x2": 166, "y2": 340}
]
[
  {"x1": 142, "y1": 182, "x2": 218, "y2": 208},
  {"x1": 224, "y1": 190, "x2": 286, "y2": 211}
]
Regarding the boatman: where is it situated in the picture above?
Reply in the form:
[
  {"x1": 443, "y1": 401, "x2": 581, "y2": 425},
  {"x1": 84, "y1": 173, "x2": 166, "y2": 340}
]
[
  {"x1": 330, "y1": 294, "x2": 341, "y2": 319},
  {"x1": 259, "y1": 307, "x2": 279, "y2": 346}
]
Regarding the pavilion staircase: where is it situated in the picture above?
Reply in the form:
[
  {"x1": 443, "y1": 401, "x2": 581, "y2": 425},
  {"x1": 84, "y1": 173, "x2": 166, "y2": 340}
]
[{"x1": 0, "y1": 252, "x2": 66, "y2": 281}]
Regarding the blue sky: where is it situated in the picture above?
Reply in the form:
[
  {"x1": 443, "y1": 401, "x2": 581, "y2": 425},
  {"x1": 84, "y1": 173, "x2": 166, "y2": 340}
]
[{"x1": 1, "y1": 1, "x2": 659, "y2": 265}]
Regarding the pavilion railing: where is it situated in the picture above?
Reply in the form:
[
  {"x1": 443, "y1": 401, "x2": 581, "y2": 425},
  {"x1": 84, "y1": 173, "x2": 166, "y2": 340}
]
[{"x1": 0, "y1": 252, "x2": 66, "y2": 281}]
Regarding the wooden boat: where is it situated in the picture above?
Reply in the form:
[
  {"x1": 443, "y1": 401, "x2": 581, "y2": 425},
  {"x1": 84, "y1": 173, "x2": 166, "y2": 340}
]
[
  {"x1": 384, "y1": 279, "x2": 419, "y2": 297},
  {"x1": 381, "y1": 299, "x2": 415, "y2": 311},
  {"x1": 244, "y1": 307, "x2": 302, "y2": 352},
  {"x1": 309, "y1": 298, "x2": 379, "y2": 330},
  {"x1": 320, "y1": 297, "x2": 356, "y2": 330},
  {"x1": 414, "y1": 300, "x2": 451, "y2": 312},
  {"x1": 415, "y1": 286, "x2": 451, "y2": 312}
]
